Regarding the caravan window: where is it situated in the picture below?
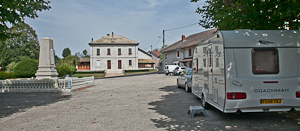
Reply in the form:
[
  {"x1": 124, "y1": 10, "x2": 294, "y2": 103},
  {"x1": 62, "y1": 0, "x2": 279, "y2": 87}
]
[{"x1": 252, "y1": 48, "x2": 279, "y2": 74}]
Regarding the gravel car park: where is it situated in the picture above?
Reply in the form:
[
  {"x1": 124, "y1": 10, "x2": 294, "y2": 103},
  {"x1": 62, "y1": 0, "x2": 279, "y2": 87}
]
[{"x1": 0, "y1": 73, "x2": 299, "y2": 130}]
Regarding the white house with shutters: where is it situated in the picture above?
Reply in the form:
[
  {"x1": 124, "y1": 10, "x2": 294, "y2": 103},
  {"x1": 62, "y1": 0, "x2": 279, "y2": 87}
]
[{"x1": 88, "y1": 33, "x2": 155, "y2": 74}]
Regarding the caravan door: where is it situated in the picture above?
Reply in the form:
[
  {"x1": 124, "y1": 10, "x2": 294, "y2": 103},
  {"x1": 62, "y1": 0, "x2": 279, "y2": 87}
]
[{"x1": 207, "y1": 46, "x2": 213, "y2": 100}]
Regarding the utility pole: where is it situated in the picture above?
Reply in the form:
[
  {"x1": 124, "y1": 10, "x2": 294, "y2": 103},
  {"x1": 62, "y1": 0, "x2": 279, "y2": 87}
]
[
  {"x1": 163, "y1": 30, "x2": 165, "y2": 49},
  {"x1": 151, "y1": 45, "x2": 152, "y2": 52}
]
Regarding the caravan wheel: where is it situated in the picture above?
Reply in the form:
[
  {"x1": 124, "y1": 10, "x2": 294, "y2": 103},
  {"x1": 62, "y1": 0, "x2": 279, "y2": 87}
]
[{"x1": 201, "y1": 94, "x2": 209, "y2": 109}]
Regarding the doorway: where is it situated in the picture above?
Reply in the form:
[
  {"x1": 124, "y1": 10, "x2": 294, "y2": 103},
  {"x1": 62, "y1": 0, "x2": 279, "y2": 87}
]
[{"x1": 107, "y1": 60, "x2": 111, "y2": 69}]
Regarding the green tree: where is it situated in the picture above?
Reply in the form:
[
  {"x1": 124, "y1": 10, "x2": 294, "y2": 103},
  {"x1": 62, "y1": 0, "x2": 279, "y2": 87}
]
[
  {"x1": 153, "y1": 48, "x2": 159, "y2": 51},
  {"x1": 0, "y1": 41, "x2": 12, "y2": 70},
  {"x1": 0, "y1": 0, "x2": 51, "y2": 41},
  {"x1": 56, "y1": 63, "x2": 76, "y2": 77},
  {"x1": 191, "y1": 0, "x2": 300, "y2": 30},
  {"x1": 83, "y1": 49, "x2": 88, "y2": 56},
  {"x1": 14, "y1": 59, "x2": 38, "y2": 78},
  {"x1": 62, "y1": 48, "x2": 71, "y2": 58},
  {"x1": 0, "y1": 22, "x2": 40, "y2": 70},
  {"x1": 5, "y1": 61, "x2": 17, "y2": 73}
]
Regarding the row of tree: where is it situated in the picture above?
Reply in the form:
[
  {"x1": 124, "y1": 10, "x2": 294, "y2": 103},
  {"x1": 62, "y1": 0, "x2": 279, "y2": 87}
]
[{"x1": 0, "y1": 22, "x2": 89, "y2": 78}]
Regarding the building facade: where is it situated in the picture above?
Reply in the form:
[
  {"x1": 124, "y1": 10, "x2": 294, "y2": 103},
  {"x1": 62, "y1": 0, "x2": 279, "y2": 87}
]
[
  {"x1": 88, "y1": 33, "x2": 155, "y2": 73},
  {"x1": 161, "y1": 29, "x2": 217, "y2": 69},
  {"x1": 89, "y1": 33, "x2": 139, "y2": 73}
]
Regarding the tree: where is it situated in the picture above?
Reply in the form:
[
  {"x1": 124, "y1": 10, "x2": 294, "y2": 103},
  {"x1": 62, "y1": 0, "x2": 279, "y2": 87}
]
[
  {"x1": 75, "y1": 52, "x2": 82, "y2": 58},
  {"x1": 83, "y1": 49, "x2": 88, "y2": 56},
  {"x1": 0, "y1": 22, "x2": 40, "y2": 70},
  {"x1": 0, "y1": 0, "x2": 51, "y2": 41},
  {"x1": 191, "y1": 0, "x2": 300, "y2": 30},
  {"x1": 62, "y1": 48, "x2": 71, "y2": 58},
  {"x1": 153, "y1": 48, "x2": 159, "y2": 51}
]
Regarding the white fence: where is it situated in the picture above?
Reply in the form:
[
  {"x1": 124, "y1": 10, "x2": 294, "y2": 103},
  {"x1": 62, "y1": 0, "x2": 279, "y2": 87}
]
[{"x1": 0, "y1": 76, "x2": 94, "y2": 93}]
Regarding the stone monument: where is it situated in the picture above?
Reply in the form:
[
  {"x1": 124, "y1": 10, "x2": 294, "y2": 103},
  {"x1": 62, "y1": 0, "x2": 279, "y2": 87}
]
[{"x1": 35, "y1": 37, "x2": 58, "y2": 79}]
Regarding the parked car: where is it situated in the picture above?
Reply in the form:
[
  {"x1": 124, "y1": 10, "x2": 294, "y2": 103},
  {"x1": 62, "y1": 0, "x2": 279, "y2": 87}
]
[
  {"x1": 177, "y1": 68, "x2": 192, "y2": 92},
  {"x1": 172, "y1": 66, "x2": 186, "y2": 75},
  {"x1": 164, "y1": 65, "x2": 178, "y2": 75}
]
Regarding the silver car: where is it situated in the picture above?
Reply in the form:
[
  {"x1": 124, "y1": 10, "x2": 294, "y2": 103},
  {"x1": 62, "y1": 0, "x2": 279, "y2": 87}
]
[
  {"x1": 172, "y1": 66, "x2": 186, "y2": 75},
  {"x1": 177, "y1": 68, "x2": 192, "y2": 92}
]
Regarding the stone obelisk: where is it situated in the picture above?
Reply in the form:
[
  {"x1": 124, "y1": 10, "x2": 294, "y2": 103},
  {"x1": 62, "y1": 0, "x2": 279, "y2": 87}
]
[{"x1": 35, "y1": 37, "x2": 58, "y2": 79}]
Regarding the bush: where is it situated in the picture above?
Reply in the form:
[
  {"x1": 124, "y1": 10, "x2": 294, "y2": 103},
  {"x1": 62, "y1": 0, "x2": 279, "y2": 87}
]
[
  {"x1": 14, "y1": 59, "x2": 38, "y2": 78},
  {"x1": 0, "y1": 71, "x2": 16, "y2": 79},
  {"x1": 5, "y1": 61, "x2": 17, "y2": 73},
  {"x1": 56, "y1": 63, "x2": 76, "y2": 77}
]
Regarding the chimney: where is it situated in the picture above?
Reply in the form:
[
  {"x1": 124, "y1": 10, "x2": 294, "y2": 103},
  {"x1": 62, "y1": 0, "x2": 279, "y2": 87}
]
[
  {"x1": 107, "y1": 34, "x2": 110, "y2": 36},
  {"x1": 111, "y1": 32, "x2": 114, "y2": 42},
  {"x1": 91, "y1": 38, "x2": 93, "y2": 42},
  {"x1": 182, "y1": 35, "x2": 186, "y2": 42}
]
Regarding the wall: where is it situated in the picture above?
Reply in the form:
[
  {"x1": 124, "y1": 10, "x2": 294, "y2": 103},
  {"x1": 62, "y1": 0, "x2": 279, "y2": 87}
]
[
  {"x1": 90, "y1": 44, "x2": 138, "y2": 71},
  {"x1": 138, "y1": 50, "x2": 152, "y2": 59},
  {"x1": 162, "y1": 50, "x2": 183, "y2": 67}
]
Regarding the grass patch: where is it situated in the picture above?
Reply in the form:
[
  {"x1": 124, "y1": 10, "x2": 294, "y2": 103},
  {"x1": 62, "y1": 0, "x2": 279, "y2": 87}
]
[
  {"x1": 75, "y1": 71, "x2": 104, "y2": 74},
  {"x1": 124, "y1": 69, "x2": 157, "y2": 73},
  {"x1": 124, "y1": 69, "x2": 157, "y2": 75},
  {"x1": 71, "y1": 73, "x2": 105, "y2": 78}
]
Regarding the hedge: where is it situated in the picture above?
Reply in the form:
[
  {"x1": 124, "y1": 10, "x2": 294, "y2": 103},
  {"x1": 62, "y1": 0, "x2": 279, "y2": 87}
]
[{"x1": 14, "y1": 59, "x2": 38, "y2": 78}]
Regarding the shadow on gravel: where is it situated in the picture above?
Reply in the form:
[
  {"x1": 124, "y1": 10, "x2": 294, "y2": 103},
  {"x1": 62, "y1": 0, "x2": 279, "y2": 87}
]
[
  {"x1": 0, "y1": 92, "x2": 72, "y2": 118},
  {"x1": 148, "y1": 85, "x2": 300, "y2": 131}
]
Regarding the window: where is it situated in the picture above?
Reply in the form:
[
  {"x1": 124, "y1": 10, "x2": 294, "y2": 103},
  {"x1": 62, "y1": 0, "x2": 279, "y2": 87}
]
[
  {"x1": 208, "y1": 49, "x2": 212, "y2": 67},
  {"x1": 203, "y1": 47, "x2": 207, "y2": 53},
  {"x1": 129, "y1": 60, "x2": 132, "y2": 66},
  {"x1": 165, "y1": 54, "x2": 167, "y2": 59},
  {"x1": 216, "y1": 58, "x2": 219, "y2": 67},
  {"x1": 203, "y1": 59, "x2": 206, "y2": 67},
  {"x1": 215, "y1": 46, "x2": 219, "y2": 52},
  {"x1": 118, "y1": 48, "x2": 121, "y2": 55},
  {"x1": 107, "y1": 48, "x2": 110, "y2": 55},
  {"x1": 96, "y1": 60, "x2": 100, "y2": 67},
  {"x1": 177, "y1": 51, "x2": 180, "y2": 57},
  {"x1": 129, "y1": 48, "x2": 132, "y2": 55},
  {"x1": 97, "y1": 49, "x2": 100, "y2": 56},
  {"x1": 252, "y1": 48, "x2": 279, "y2": 74},
  {"x1": 189, "y1": 49, "x2": 192, "y2": 56}
]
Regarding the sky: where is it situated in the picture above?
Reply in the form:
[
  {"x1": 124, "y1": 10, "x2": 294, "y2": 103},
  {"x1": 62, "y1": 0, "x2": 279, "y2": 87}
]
[{"x1": 25, "y1": 0, "x2": 207, "y2": 58}]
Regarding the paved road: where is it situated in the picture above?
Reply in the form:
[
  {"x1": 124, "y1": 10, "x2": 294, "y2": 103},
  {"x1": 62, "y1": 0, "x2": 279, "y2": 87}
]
[{"x1": 0, "y1": 73, "x2": 299, "y2": 130}]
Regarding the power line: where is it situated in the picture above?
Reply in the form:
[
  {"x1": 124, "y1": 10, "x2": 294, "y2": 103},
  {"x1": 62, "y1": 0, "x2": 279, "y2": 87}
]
[
  {"x1": 165, "y1": 22, "x2": 199, "y2": 31},
  {"x1": 153, "y1": 33, "x2": 162, "y2": 48},
  {"x1": 141, "y1": 33, "x2": 162, "y2": 51},
  {"x1": 165, "y1": 34, "x2": 177, "y2": 41}
]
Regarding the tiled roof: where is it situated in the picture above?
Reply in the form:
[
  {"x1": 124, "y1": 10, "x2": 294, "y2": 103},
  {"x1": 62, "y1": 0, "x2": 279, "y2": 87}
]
[
  {"x1": 80, "y1": 57, "x2": 90, "y2": 62},
  {"x1": 161, "y1": 28, "x2": 217, "y2": 52},
  {"x1": 89, "y1": 35, "x2": 139, "y2": 45},
  {"x1": 152, "y1": 51, "x2": 160, "y2": 56},
  {"x1": 138, "y1": 59, "x2": 156, "y2": 64}
]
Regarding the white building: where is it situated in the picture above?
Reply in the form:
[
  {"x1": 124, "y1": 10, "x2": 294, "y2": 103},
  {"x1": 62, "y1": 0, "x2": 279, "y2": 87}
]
[{"x1": 88, "y1": 33, "x2": 155, "y2": 74}]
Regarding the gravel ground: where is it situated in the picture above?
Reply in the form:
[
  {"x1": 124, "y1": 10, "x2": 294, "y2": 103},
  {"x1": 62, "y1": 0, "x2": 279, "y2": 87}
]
[{"x1": 0, "y1": 73, "x2": 299, "y2": 131}]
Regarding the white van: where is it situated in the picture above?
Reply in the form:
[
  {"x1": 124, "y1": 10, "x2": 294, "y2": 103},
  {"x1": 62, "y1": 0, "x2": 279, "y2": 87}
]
[
  {"x1": 192, "y1": 30, "x2": 300, "y2": 113},
  {"x1": 164, "y1": 65, "x2": 178, "y2": 75}
]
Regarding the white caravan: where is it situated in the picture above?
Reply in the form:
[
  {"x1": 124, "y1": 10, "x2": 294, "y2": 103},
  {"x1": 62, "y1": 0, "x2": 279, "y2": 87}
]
[{"x1": 192, "y1": 30, "x2": 300, "y2": 113}]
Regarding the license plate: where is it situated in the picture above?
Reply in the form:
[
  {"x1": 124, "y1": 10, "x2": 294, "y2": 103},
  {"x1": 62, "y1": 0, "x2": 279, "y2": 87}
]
[{"x1": 260, "y1": 99, "x2": 282, "y2": 104}]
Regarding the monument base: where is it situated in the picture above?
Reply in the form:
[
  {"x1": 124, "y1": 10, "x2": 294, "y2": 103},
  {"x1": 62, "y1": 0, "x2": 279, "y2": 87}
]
[{"x1": 35, "y1": 68, "x2": 58, "y2": 79}]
